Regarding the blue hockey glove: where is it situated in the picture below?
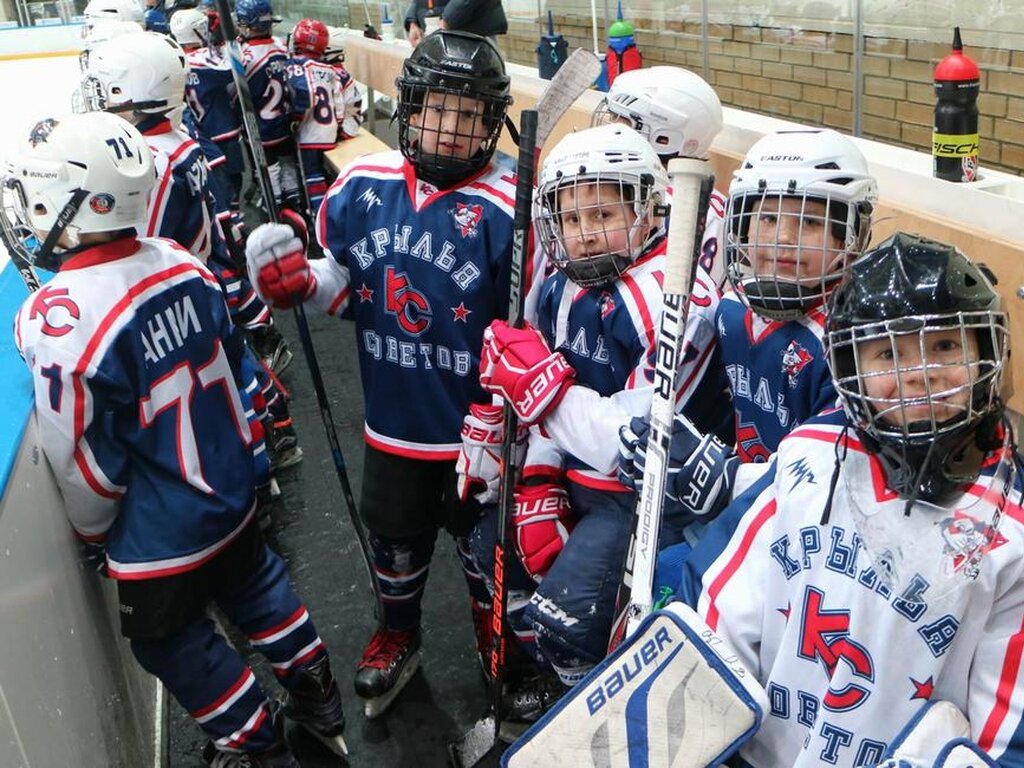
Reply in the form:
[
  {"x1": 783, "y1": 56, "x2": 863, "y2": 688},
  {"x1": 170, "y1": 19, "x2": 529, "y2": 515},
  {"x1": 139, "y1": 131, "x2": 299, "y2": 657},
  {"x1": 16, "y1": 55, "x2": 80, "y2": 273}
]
[{"x1": 618, "y1": 414, "x2": 738, "y2": 523}]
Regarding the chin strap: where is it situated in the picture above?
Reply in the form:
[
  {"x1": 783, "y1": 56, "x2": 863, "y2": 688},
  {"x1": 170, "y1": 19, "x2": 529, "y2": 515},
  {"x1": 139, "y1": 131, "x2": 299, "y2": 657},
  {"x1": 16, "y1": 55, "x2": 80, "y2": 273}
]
[
  {"x1": 819, "y1": 423, "x2": 850, "y2": 526},
  {"x1": 35, "y1": 187, "x2": 89, "y2": 272}
]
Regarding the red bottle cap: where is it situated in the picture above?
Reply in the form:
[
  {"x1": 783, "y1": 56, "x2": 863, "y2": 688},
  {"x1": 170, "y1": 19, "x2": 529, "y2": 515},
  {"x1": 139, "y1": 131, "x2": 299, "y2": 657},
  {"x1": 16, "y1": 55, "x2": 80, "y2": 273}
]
[{"x1": 934, "y1": 27, "x2": 980, "y2": 82}]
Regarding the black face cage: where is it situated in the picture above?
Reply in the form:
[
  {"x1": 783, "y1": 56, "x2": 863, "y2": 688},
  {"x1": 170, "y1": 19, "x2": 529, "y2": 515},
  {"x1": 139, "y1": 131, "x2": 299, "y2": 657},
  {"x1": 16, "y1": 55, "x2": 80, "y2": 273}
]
[
  {"x1": 725, "y1": 190, "x2": 869, "y2": 321},
  {"x1": 827, "y1": 310, "x2": 1008, "y2": 445},
  {"x1": 537, "y1": 172, "x2": 656, "y2": 288},
  {"x1": 396, "y1": 83, "x2": 507, "y2": 188},
  {"x1": 591, "y1": 100, "x2": 650, "y2": 142}
]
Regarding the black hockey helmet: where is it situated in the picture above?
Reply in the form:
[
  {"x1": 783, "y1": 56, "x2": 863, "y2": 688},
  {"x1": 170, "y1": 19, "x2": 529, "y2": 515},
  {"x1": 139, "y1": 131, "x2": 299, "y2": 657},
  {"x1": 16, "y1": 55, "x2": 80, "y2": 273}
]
[
  {"x1": 395, "y1": 30, "x2": 511, "y2": 188},
  {"x1": 826, "y1": 232, "x2": 1009, "y2": 504}
]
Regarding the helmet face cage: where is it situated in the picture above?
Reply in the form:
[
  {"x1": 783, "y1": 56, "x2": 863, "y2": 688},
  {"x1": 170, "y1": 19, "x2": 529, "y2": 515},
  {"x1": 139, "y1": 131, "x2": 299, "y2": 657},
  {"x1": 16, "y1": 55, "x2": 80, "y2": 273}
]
[
  {"x1": 0, "y1": 173, "x2": 46, "y2": 269},
  {"x1": 828, "y1": 310, "x2": 1008, "y2": 446},
  {"x1": 725, "y1": 188, "x2": 868, "y2": 320},
  {"x1": 536, "y1": 170, "x2": 659, "y2": 288}
]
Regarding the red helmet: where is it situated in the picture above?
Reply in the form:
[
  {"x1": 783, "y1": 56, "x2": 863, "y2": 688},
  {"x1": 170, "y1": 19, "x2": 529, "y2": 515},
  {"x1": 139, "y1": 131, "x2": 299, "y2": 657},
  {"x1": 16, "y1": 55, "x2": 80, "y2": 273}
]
[{"x1": 292, "y1": 18, "x2": 329, "y2": 57}]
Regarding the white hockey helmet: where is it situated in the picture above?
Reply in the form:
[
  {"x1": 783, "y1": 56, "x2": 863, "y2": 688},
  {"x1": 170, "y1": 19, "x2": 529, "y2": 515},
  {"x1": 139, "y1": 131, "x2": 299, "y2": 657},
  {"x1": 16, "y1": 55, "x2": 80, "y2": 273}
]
[
  {"x1": 592, "y1": 66, "x2": 723, "y2": 161},
  {"x1": 536, "y1": 124, "x2": 669, "y2": 288},
  {"x1": 78, "y1": 31, "x2": 189, "y2": 118},
  {"x1": 79, "y1": 18, "x2": 143, "y2": 72},
  {"x1": 0, "y1": 112, "x2": 154, "y2": 271},
  {"x1": 170, "y1": 8, "x2": 210, "y2": 48},
  {"x1": 82, "y1": 0, "x2": 144, "y2": 34},
  {"x1": 725, "y1": 128, "x2": 878, "y2": 320}
]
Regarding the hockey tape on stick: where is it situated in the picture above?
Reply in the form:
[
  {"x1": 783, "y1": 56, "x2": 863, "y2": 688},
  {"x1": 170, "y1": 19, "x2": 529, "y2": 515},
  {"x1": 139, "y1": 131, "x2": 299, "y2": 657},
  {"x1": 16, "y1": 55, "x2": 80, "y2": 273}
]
[
  {"x1": 450, "y1": 49, "x2": 600, "y2": 768},
  {"x1": 609, "y1": 159, "x2": 714, "y2": 651},
  {"x1": 503, "y1": 603, "x2": 767, "y2": 768},
  {"x1": 214, "y1": 0, "x2": 383, "y2": 625}
]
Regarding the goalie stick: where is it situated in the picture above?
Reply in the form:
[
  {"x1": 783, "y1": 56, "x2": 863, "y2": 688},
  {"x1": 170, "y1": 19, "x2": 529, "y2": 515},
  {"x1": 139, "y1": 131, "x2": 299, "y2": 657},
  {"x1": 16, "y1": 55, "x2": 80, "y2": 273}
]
[
  {"x1": 448, "y1": 47, "x2": 601, "y2": 768},
  {"x1": 607, "y1": 158, "x2": 715, "y2": 652},
  {"x1": 213, "y1": 0, "x2": 375, "y2": 753}
]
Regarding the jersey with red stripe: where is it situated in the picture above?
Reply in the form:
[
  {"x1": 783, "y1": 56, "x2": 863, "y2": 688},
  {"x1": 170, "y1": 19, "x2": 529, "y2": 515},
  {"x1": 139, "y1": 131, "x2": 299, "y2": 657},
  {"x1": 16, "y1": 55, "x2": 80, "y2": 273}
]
[
  {"x1": 241, "y1": 37, "x2": 290, "y2": 147},
  {"x1": 14, "y1": 237, "x2": 261, "y2": 579},
  {"x1": 678, "y1": 409, "x2": 1024, "y2": 767},
  {"x1": 534, "y1": 239, "x2": 728, "y2": 489},
  {"x1": 285, "y1": 55, "x2": 342, "y2": 149},
  {"x1": 184, "y1": 47, "x2": 241, "y2": 143},
  {"x1": 332, "y1": 63, "x2": 363, "y2": 140},
  {"x1": 312, "y1": 151, "x2": 527, "y2": 459},
  {"x1": 717, "y1": 290, "x2": 837, "y2": 463}
]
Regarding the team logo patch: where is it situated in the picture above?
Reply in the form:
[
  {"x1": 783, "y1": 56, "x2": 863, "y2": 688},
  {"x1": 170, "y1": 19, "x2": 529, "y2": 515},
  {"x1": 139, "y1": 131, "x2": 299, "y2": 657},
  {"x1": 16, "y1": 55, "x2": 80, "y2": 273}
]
[
  {"x1": 452, "y1": 203, "x2": 483, "y2": 238},
  {"x1": 598, "y1": 290, "x2": 615, "y2": 319},
  {"x1": 940, "y1": 511, "x2": 1005, "y2": 579},
  {"x1": 781, "y1": 339, "x2": 813, "y2": 387},
  {"x1": 89, "y1": 193, "x2": 115, "y2": 214}
]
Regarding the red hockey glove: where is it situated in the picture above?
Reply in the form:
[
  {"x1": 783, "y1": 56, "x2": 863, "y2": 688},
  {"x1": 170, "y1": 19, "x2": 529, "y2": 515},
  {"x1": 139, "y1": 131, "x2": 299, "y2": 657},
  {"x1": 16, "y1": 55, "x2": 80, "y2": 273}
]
[
  {"x1": 456, "y1": 403, "x2": 504, "y2": 504},
  {"x1": 479, "y1": 320, "x2": 575, "y2": 426},
  {"x1": 245, "y1": 210, "x2": 313, "y2": 309},
  {"x1": 512, "y1": 482, "x2": 576, "y2": 583}
]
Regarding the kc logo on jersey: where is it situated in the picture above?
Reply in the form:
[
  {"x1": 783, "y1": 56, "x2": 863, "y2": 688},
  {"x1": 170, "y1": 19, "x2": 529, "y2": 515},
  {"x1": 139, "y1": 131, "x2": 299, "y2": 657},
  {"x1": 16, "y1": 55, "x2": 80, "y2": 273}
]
[
  {"x1": 452, "y1": 203, "x2": 483, "y2": 238},
  {"x1": 781, "y1": 340, "x2": 813, "y2": 388},
  {"x1": 384, "y1": 267, "x2": 432, "y2": 335},
  {"x1": 29, "y1": 285, "x2": 80, "y2": 337},
  {"x1": 798, "y1": 586, "x2": 874, "y2": 712}
]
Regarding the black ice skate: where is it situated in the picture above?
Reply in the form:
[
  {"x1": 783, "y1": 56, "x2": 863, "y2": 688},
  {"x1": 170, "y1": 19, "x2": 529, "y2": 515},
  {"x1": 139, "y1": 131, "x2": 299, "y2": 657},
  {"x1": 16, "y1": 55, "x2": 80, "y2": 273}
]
[
  {"x1": 251, "y1": 325, "x2": 293, "y2": 376},
  {"x1": 281, "y1": 656, "x2": 349, "y2": 757},
  {"x1": 267, "y1": 418, "x2": 303, "y2": 471},
  {"x1": 354, "y1": 627, "x2": 422, "y2": 718},
  {"x1": 498, "y1": 672, "x2": 565, "y2": 744}
]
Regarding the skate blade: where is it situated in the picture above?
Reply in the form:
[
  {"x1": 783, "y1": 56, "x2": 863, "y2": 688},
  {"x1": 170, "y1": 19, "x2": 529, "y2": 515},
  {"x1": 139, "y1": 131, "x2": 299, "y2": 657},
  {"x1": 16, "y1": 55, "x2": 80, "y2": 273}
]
[
  {"x1": 447, "y1": 714, "x2": 496, "y2": 768},
  {"x1": 361, "y1": 649, "x2": 422, "y2": 719},
  {"x1": 297, "y1": 721, "x2": 349, "y2": 757}
]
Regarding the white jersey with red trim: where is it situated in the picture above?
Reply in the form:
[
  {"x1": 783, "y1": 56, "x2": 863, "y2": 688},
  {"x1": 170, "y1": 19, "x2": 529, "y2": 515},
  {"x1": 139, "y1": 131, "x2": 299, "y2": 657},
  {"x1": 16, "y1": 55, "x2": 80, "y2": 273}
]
[
  {"x1": 534, "y1": 238, "x2": 728, "y2": 490},
  {"x1": 14, "y1": 237, "x2": 261, "y2": 580},
  {"x1": 679, "y1": 409, "x2": 1024, "y2": 767},
  {"x1": 285, "y1": 55, "x2": 343, "y2": 150},
  {"x1": 312, "y1": 150, "x2": 536, "y2": 459}
]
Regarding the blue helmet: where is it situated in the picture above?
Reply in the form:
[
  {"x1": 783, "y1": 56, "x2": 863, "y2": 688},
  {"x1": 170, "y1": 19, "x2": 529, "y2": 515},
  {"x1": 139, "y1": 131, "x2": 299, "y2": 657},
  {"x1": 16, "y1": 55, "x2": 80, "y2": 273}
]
[
  {"x1": 235, "y1": 0, "x2": 274, "y2": 36},
  {"x1": 143, "y1": 8, "x2": 169, "y2": 33}
]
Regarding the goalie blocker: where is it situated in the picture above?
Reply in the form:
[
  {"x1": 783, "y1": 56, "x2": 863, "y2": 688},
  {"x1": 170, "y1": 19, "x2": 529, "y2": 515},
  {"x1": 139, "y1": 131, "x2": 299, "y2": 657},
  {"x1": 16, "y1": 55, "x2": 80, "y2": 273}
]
[{"x1": 501, "y1": 602, "x2": 767, "y2": 768}]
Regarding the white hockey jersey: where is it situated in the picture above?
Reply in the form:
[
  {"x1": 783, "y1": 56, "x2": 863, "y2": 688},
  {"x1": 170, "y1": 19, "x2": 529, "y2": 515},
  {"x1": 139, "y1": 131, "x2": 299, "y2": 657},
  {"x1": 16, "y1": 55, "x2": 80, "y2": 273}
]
[{"x1": 680, "y1": 409, "x2": 1024, "y2": 767}]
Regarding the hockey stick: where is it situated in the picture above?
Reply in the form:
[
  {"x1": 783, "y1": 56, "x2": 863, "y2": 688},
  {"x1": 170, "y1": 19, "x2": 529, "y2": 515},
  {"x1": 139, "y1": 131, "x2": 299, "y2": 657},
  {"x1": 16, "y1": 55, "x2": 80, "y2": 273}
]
[
  {"x1": 448, "y1": 47, "x2": 601, "y2": 768},
  {"x1": 214, "y1": 0, "x2": 383, "y2": 646},
  {"x1": 607, "y1": 158, "x2": 715, "y2": 652}
]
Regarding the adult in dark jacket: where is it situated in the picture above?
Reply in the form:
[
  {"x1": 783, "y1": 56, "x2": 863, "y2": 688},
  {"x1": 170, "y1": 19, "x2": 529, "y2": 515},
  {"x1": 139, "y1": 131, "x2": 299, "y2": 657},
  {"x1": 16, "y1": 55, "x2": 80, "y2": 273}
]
[{"x1": 404, "y1": 0, "x2": 507, "y2": 46}]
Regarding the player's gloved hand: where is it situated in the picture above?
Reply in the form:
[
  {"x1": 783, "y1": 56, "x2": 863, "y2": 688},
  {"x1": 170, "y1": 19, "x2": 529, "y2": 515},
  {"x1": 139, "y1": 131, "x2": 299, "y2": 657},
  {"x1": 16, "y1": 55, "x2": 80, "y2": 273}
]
[
  {"x1": 512, "y1": 481, "x2": 576, "y2": 583},
  {"x1": 245, "y1": 209, "x2": 313, "y2": 309},
  {"x1": 479, "y1": 320, "x2": 575, "y2": 426},
  {"x1": 618, "y1": 414, "x2": 737, "y2": 522},
  {"x1": 80, "y1": 540, "x2": 109, "y2": 577},
  {"x1": 456, "y1": 403, "x2": 504, "y2": 504}
]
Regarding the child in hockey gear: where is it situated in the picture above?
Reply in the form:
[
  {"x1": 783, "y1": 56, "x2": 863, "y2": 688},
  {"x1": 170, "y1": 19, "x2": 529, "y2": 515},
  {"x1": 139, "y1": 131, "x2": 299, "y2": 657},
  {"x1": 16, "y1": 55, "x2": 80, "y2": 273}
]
[
  {"x1": 285, "y1": 18, "x2": 348, "y2": 217},
  {"x1": 322, "y1": 45, "x2": 363, "y2": 144},
  {"x1": 467, "y1": 124, "x2": 727, "y2": 694},
  {"x1": 245, "y1": 30, "x2": 515, "y2": 718},
  {"x1": 675, "y1": 232, "x2": 1024, "y2": 767},
  {"x1": 3, "y1": 112, "x2": 348, "y2": 766},
  {"x1": 591, "y1": 65, "x2": 729, "y2": 287},
  {"x1": 236, "y1": 0, "x2": 302, "y2": 211}
]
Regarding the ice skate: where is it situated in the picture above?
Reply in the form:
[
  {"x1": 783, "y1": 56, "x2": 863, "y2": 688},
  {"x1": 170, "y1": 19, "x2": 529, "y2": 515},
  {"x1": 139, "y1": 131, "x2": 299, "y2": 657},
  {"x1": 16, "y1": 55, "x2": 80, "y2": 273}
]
[
  {"x1": 267, "y1": 418, "x2": 303, "y2": 471},
  {"x1": 354, "y1": 627, "x2": 422, "y2": 718},
  {"x1": 251, "y1": 325, "x2": 293, "y2": 376},
  {"x1": 282, "y1": 656, "x2": 349, "y2": 757},
  {"x1": 498, "y1": 671, "x2": 564, "y2": 744},
  {"x1": 201, "y1": 704, "x2": 299, "y2": 767}
]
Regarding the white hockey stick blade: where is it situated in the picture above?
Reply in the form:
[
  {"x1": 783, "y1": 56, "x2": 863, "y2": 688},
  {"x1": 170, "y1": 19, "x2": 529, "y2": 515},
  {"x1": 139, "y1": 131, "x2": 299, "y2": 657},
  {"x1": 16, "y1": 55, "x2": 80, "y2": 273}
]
[
  {"x1": 535, "y1": 49, "x2": 602, "y2": 147},
  {"x1": 504, "y1": 603, "x2": 766, "y2": 768},
  {"x1": 622, "y1": 158, "x2": 714, "y2": 641}
]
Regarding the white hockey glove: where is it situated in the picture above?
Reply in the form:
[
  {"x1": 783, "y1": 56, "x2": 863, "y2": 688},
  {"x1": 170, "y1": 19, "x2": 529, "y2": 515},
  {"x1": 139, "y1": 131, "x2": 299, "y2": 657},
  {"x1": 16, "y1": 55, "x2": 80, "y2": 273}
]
[
  {"x1": 245, "y1": 210, "x2": 313, "y2": 309},
  {"x1": 866, "y1": 700, "x2": 995, "y2": 768},
  {"x1": 456, "y1": 403, "x2": 504, "y2": 504},
  {"x1": 618, "y1": 414, "x2": 738, "y2": 522}
]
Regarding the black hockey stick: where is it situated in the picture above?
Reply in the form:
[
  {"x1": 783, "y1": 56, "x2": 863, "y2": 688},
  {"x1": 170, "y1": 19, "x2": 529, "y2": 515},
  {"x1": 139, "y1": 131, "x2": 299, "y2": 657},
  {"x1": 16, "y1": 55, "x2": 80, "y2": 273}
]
[
  {"x1": 448, "y1": 47, "x2": 601, "y2": 768},
  {"x1": 214, "y1": 0, "x2": 383, "y2": 640},
  {"x1": 607, "y1": 159, "x2": 715, "y2": 652}
]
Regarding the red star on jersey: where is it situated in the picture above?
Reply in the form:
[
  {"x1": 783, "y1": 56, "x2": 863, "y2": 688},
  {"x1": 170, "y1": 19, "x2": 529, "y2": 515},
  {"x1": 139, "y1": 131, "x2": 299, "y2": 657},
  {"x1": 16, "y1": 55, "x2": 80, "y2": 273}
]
[
  {"x1": 910, "y1": 676, "x2": 934, "y2": 700},
  {"x1": 451, "y1": 302, "x2": 472, "y2": 322},
  {"x1": 357, "y1": 283, "x2": 374, "y2": 303}
]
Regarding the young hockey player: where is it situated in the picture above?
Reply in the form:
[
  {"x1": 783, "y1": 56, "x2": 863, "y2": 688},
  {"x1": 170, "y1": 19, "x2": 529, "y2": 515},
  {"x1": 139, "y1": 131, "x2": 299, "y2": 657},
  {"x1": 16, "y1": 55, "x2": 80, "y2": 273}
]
[
  {"x1": 3, "y1": 111, "x2": 347, "y2": 767},
  {"x1": 245, "y1": 30, "x2": 515, "y2": 717},
  {"x1": 618, "y1": 129, "x2": 877, "y2": 566},
  {"x1": 285, "y1": 18, "x2": 349, "y2": 217},
  {"x1": 236, "y1": 0, "x2": 302, "y2": 211},
  {"x1": 321, "y1": 43, "x2": 363, "y2": 144},
  {"x1": 80, "y1": 31, "x2": 302, "y2": 472},
  {"x1": 591, "y1": 65, "x2": 728, "y2": 286},
  {"x1": 467, "y1": 123, "x2": 728, "y2": 708},
  {"x1": 675, "y1": 232, "x2": 1024, "y2": 767}
]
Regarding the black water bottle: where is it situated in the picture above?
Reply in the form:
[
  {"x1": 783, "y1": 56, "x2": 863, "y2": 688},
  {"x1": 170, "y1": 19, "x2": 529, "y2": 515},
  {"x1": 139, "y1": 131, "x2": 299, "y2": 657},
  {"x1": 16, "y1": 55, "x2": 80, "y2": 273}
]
[
  {"x1": 933, "y1": 27, "x2": 980, "y2": 182},
  {"x1": 537, "y1": 10, "x2": 568, "y2": 80}
]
